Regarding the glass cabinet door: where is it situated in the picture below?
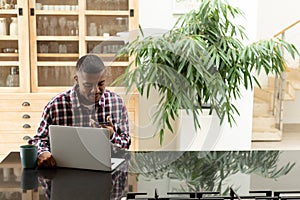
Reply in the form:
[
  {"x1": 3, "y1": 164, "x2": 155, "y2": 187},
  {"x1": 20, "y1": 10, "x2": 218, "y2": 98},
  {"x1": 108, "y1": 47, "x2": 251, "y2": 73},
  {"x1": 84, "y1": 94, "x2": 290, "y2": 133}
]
[
  {"x1": 29, "y1": 0, "x2": 138, "y2": 92},
  {"x1": 85, "y1": 0, "x2": 138, "y2": 88},
  {"x1": 0, "y1": 0, "x2": 30, "y2": 92},
  {"x1": 29, "y1": 0, "x2": 79, "y2": 93}
]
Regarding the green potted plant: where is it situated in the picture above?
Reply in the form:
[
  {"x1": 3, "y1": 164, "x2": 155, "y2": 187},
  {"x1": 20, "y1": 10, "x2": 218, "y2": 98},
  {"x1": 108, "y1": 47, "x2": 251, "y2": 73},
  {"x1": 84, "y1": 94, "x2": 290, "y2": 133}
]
[{"x1": 116, "y1": 0, "x2": 299, "y2": 144}]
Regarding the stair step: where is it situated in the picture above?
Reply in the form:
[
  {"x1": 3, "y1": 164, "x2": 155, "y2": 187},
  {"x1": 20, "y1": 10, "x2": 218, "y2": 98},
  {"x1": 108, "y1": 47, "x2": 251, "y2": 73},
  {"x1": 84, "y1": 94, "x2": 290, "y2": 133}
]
[
  {"x1": 252, "y1": 116, "x2": 276, "y2": 129},
  {"x1": 287, "y1": 71, "x2": 300, "y2": 90},
  {"x1": 252, "y1": 68, "x2": 299, "y2": 142},
  {"x1": 288, "y1": 79, "x2": 300, "y2": 90},
  {"x1": 253, "y1": 97, "x2": 271, "y2": 115},
  {"x1": 254, "y1": 86, "x2": 294, "y2": 102},
  {"x1": 268, "y1": 76, "x2": 296, "y2": 99},
  {"x1": 252, "y1": 127, "x2": 282, "y2": 141},
  {"x1": 286, "y1": 68, "x2": 300, "y2": 83},
  {"x1": 254, "y1": 87, "x2": 273, "y2": 103}
]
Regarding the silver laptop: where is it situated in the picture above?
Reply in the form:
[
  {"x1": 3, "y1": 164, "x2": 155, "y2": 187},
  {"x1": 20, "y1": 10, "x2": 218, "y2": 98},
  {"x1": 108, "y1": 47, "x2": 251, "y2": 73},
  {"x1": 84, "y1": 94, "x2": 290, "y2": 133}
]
[{"x1": 49, "y1": 125, "x2": 125, "y2": 171}]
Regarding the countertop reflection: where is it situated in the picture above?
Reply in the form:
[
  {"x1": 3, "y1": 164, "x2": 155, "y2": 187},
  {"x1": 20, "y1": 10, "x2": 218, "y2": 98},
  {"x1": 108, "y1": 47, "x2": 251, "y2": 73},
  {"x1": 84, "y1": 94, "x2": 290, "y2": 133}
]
[{"x1": 1, "y1": 150, "x2": 300, "y2": 199}]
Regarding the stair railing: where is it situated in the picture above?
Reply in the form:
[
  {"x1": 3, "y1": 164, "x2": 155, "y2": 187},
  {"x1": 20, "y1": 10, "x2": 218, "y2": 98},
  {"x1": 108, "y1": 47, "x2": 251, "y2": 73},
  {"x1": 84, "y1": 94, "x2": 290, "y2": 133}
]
[
  {"x1": 272, "y1": 32, "x2": 286, "y2": 132},
  {"x1": 273, "y1": 20, "x2": 300, "y2": 131}
]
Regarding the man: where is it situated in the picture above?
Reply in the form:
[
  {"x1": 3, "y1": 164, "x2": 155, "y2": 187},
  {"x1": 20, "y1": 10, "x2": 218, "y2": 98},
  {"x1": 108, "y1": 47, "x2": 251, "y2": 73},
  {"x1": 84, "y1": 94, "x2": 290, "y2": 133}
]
[{"x1": 29, "y1": 54, "x2": 131, "y2": 168}]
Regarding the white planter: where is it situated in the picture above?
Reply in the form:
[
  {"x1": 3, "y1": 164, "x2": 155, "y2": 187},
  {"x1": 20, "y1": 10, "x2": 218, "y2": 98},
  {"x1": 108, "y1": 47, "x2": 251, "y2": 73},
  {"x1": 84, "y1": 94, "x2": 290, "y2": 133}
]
[
  {"x1": 175, "y1": 109, "x2": 223, "y2": 150},
  {"x1": 175, "y1": 106, "x2": 252, "y2": 151}
]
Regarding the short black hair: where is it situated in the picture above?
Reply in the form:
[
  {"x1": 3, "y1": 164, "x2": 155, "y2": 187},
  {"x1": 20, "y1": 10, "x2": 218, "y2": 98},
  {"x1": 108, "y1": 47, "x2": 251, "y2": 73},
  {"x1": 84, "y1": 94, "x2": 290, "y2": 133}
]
[{"x1": 76, "y1": 54, "x2": 105, "y2": 73}]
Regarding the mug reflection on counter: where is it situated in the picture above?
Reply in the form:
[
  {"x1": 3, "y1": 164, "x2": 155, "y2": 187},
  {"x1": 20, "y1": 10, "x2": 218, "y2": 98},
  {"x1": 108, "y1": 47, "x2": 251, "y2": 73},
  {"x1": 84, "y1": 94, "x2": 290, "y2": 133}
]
[
  {"x1": 13, "y1": 167, "x2": 22, "y2": 182},
  {"x1": 21, "y1": 169, "x2": 38, "y2": 191}
]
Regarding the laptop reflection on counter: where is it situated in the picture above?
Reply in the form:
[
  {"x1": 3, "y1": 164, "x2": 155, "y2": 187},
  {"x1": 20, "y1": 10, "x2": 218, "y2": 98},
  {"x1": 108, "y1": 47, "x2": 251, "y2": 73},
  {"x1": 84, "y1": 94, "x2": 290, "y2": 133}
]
[
  {"x1": 49, "y1": 125, "x2": 125, "y2": 172},
  {"x1": 37, "y1": 161, "x2": 129, "y2": 200},
  {"x1": 57, "y1": 169, "x2": 111, "y2": 200}
]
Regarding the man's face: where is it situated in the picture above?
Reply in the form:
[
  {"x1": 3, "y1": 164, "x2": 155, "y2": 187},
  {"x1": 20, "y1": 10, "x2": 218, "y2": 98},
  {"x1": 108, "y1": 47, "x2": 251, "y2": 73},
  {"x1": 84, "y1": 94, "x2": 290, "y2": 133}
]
[{"x1": 74, "y1": 70, "x2": 106, "y2": 104}]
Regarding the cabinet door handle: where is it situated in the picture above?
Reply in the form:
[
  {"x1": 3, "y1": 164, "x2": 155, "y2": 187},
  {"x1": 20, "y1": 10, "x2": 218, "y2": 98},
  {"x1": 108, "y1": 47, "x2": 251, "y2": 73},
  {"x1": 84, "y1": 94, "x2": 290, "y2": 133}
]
[
  {"x1": 130, "y1": 9, "x2": 134, "y2": 17},
  {"x1": 30, "y1": 8, "x2": 35, "y2": 16},
  {"x1": 22, "y1": 102, "x2": 30, "y2": 107},
  {"x1": 18, "y1": 8, "x2": 23, "y2": 16},
  {"x1": 23, "y1": 124, "x2": 31, "y2": 129},
  {"x1": 22, "y1": 114, "x2": 31, "y2": 119}
]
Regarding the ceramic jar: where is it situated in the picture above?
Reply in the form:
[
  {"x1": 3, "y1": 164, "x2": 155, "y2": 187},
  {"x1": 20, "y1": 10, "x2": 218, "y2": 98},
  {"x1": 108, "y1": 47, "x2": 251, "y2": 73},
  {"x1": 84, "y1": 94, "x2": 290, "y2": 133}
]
[{"x1": 9, "y1": 17, "x2": 18, "y2": 35}]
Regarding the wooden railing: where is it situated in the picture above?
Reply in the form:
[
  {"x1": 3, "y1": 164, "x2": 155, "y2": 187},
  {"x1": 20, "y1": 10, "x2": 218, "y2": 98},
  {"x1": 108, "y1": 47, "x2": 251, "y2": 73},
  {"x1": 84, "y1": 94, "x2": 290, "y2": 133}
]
[{"x1": 273, "y1": 19, "x2": 300, "y2": 37}]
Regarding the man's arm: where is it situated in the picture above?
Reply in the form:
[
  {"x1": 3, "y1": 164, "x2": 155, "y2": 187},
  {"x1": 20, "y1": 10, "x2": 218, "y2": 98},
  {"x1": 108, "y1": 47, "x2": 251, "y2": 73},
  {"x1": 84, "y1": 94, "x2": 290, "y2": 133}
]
[
  {"x1": 110, "y1": 104, "x2": 131, "y2": 149},
  {"x1": 29, "y1": 103, "x2": 56, "y2": 168},
  {"x1": 29, "y1": 105, "x2": 52, "y2": 155}
]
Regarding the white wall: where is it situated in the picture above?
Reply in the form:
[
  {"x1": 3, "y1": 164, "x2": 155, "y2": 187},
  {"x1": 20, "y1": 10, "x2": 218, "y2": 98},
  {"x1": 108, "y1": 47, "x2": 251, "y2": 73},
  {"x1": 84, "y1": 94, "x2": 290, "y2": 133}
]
[
  {"x1": 257, "y1": 0, "x2": 300, "y2": 39},
  {"x1": 139, "y1": 0, "x2": 178, "y2": 30},
  {"x1": 255, "y1": 0, "x2": 300, "y2": 87},
  {"x1": 136, "y1": 0, "x2": 258, "y2": 150}
]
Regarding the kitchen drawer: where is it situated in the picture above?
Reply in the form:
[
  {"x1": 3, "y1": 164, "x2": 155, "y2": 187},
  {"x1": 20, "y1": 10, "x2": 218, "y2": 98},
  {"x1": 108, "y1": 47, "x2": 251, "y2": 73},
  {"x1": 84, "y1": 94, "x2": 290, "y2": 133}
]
[
  {"x1": 0, "y1": 143, "x2": 22, "y2": 156},
  {"x1": 0, "y1": 112, "x2": 41, "y2": 131},
  {"x1": 0, "y1": 154, "x2": 6, "y2": 162},
  {"x1": 0, "y1": 131, "x2": 37, "y2": 156},
  {"x1": 0, "y1": 99, "x2": 49, "y2": 112},
  {"x1": 0, "y1": 93, "x2": 55, "y2": 112},
  {"x1": 0, "y1": 132, "x2": 32, "y2": 144}
]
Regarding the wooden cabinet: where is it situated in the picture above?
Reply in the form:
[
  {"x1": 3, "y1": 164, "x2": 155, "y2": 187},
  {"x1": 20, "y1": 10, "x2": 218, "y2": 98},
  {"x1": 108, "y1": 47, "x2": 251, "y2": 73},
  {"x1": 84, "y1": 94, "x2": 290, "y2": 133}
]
[
  {"x1": 0, "y1": 0, "x2": 139, "y2": 157},
  {"x1": 0, "y1": 0, "x2": 30, "y2": 92},
  {"x1": 0, "y1": 93, "x2": 54, "y2": 160}
]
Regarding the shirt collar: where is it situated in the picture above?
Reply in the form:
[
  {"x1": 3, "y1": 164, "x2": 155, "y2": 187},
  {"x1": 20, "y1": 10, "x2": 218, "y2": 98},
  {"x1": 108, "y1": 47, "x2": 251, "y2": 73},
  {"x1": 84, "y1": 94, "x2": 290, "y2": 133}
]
[{"x1": 71, "y1": 84, "x2": 81, "y2": 108}]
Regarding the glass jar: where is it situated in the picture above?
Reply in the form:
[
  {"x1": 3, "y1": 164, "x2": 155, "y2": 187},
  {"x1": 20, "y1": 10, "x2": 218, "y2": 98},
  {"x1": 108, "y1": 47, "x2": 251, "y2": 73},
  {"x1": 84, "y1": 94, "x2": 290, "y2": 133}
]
[
  {"x1": 58, "y1": 17, "x2": 67, "y2": 36},
  {"x1": 88, "y1": 22, "x2": 97, "y2": 36},
  {"x1": 6, "y1": 66, "x2": 19, "y2": 87},
  {"x1": 98, "y1": 24, "x2": 104, "y2": 36}
]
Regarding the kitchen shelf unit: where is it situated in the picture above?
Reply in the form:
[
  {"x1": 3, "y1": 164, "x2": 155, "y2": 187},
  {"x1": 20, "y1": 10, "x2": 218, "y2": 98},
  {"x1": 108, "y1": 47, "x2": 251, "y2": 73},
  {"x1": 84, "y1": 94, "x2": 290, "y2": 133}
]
[{"x1": 0, "y1": 0, "x2": 139, "y2": 160}]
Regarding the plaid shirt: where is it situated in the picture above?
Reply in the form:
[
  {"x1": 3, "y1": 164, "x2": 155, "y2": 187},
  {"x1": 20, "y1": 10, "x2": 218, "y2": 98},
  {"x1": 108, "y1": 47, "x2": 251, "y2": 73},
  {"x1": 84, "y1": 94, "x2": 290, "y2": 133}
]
[{"x1": 30, "y1": 85, "x2": 131, "y2": 154}]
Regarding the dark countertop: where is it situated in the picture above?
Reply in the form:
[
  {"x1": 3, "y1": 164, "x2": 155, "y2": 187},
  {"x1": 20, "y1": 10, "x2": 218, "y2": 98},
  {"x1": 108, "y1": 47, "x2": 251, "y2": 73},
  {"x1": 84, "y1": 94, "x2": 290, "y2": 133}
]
[{"x1": 1, "y1": 150, "x2": 300, "y2": 199}]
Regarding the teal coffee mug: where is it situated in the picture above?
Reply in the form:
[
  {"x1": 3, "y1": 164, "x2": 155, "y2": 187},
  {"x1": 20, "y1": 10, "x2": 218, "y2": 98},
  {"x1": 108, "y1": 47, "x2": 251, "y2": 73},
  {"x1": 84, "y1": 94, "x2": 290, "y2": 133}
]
[{"x1": 20, "y1": 145, "x2": 38, "y2": 169}]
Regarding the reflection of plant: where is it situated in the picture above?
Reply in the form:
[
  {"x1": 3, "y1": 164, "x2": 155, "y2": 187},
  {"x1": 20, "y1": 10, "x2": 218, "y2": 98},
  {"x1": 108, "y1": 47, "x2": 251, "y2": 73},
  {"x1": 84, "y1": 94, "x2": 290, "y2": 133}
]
[
  {"x1": 169, "y1": 151, "x2": 295, "y2": 193},
  {"x1": 129, "y1": 151, "x2": 295, "y2": 194},
  {"x1": 129, "y1": 151, "x2": 184, "y2": 179},
  {"x1": 116, "y1": 0, "x2": 299, "y2": 144}
]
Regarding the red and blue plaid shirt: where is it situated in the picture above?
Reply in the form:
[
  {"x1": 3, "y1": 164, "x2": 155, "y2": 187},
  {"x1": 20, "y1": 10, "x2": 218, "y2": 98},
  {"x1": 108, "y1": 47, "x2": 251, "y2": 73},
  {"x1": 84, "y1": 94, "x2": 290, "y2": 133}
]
[{"x1": 30, "y1": 85, "x2": 131, "y2": 154}]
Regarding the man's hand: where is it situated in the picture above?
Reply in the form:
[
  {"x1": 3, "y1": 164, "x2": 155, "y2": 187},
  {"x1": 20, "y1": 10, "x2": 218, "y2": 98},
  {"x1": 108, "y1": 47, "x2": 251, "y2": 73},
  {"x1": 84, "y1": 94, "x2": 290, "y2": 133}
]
[
  {"x1": 38, "y1": 152, "x2": 56, "y2": 168},
  {"x1": 90, "y1": 116, "x2": 114, "y2": 138}
]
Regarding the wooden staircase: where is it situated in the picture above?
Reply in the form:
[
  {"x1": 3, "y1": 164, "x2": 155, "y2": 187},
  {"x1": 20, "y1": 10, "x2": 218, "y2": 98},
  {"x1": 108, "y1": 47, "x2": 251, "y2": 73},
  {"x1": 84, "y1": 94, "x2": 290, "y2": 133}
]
[{"x1": 252, "y1": 68, "x2": 300, "y2": 141}]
